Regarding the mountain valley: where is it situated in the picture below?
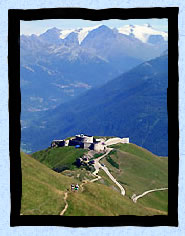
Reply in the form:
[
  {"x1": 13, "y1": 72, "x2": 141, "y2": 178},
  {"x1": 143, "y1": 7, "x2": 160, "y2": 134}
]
[{"x1": 21, "y1": 52, "x2": 168, "y2": 156}]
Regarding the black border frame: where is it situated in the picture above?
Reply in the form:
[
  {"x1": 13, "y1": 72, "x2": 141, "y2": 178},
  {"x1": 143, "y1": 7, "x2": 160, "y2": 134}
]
[{"x1": 9, "y1": 7, "x2": 179, "y2": 227}]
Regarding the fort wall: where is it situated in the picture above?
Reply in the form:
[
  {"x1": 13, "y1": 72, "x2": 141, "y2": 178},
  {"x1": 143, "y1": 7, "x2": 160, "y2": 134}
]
[
  {"x1": 75, "y1": 135, "x2": 93, "y2": 143},
  {"x1": 93, "y1": 143, "x2": 106, "y2": 152},
  {"x1": 105, "y1": 137, "x2": 129, "y2": 146}
]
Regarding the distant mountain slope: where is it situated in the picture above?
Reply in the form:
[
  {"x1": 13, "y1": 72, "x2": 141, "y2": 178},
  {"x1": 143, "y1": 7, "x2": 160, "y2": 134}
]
[
  {"x1": 21, "y1": 53, "x2": 168, "y2": 156},
  {"x1": 117, "y1": 24, "x2": 168, "y2": 43},
  {"x1": 38, "y1": 24, "x2": 168, "y2": 46},
  {"x1": 21, "y1": 24, "x2": 167, "y2": 122}
]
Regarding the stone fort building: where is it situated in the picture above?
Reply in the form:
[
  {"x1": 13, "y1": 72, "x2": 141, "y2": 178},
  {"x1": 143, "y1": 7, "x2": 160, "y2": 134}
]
[{"x1": 51, "y1": 134, "x2": 129, "y2": 152}]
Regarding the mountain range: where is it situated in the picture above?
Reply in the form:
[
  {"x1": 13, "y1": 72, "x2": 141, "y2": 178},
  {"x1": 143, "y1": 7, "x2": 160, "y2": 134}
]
[
  {"x1": 20, "y1": 24, "x2": 168, "y2": 122},
  {"x1": 21, "y1": 51, "x2": 168, "y2": 156}
]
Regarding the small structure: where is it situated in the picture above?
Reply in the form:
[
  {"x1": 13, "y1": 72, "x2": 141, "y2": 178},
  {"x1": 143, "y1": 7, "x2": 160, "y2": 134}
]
[
  {"x1": 51, "y1": 140, "x2": 65, "y2": 148},
  {"x1": 76, "y1": 154, "x2": 91, "y2": 166},
  {"x1": 65, "y1": 140, "x2": 69, "y2": 146}
]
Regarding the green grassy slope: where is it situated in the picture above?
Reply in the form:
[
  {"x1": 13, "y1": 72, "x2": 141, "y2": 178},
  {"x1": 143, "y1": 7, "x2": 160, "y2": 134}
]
[
  {"x1": 21, "y1": 142, "x2": 168, "y2": 216},
  {"x1": 101, "y1": 143, "x2": 168, "y2": 212},
  {"x1": 138, "y1": 190, "x2": 168, "y2": 213},
  {"x1": 32, "y1": 146, "x2": 87, "y2": 171},
  {"x1": 64, "y1": 181, "x2": 166, "y2": 216},
  {"x1": 21, "y1": 150, "x2": 161, "y2": 216},
  {"x1": 21, "y1": 152, "x2": 79, "y2": 215}
]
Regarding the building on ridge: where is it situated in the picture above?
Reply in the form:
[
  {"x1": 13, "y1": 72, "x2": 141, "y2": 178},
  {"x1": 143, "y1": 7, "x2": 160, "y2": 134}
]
[{"x1": 51, "y1": 134, "x2": 129, "y2": 151}]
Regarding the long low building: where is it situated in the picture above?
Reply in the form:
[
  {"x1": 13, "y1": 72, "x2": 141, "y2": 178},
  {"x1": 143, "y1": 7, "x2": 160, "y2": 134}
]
[{"x1": 51, "y1": 134, "x2": 129, "y2": 151}]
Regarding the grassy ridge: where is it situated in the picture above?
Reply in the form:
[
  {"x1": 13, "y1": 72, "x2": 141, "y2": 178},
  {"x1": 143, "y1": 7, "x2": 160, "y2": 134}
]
[
  {"x1": 21, "y1": 142, "x2": 168, "y2": 215},
  {"x1": 32, "y1": 146, "x2": 87, "y2": 172},
  {"x1": 101, "y1": 143, "x2": 168, "y2": 212},
  {"x1": 21, "y1": 152, "x2": 79, "y2": 215},
  {"x1": 21, "y1": 150, "x2": 159, "y2": 216},
  {"x1": 110, "y1": 143, "x2": 168, "y2": 158}
]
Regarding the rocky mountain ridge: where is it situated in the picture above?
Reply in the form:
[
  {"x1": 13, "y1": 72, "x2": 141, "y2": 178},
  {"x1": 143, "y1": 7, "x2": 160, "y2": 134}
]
[{"x1": 21, "y1": 24, "x2": 168, "y2": 121}]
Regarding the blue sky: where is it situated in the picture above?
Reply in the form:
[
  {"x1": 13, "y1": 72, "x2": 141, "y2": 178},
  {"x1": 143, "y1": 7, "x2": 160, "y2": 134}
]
[{"x1": 20, "y1": 18, "x2": 168, "y2": 35}]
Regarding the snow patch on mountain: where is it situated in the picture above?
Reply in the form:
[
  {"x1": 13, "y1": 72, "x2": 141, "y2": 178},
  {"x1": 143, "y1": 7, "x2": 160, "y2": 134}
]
[
  {"x1": 59, "y1": 29, "x2": 75, "y2": 39},
  {"x1": 59, "y1": 25, "x2": 102, "y2": 44},
  {"x1": 117, "y1": 24, "x2": 168, "y2": 43}
]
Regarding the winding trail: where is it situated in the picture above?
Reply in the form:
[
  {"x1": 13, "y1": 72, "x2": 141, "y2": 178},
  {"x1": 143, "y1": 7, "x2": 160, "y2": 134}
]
[
  {"x1": 60, "y1": 192, "x2": 68, "y2": 216},
  {"x1": 92, "y1": 148, "x2": 113, "y2": 176},
  {"x1": 92, "y1": 148, "x2": 126, "y2": 196},
  {"x1": 60, "y1": 145, "x2": 168, "y2": 215},
  {"x1": 132, "y1": 187, "x2": 168, "y2": 203},
  {"x1": 59, "y1": 147, "x2": 167, "y2": 215},
  {"x1": 60, "y1": 175, "x2": 102, "y2": 215},
  {"x1": 80, "y1": 176, "x2": 102, "y2": 192},
  {"x1": 100, "y1": 166, "x2": 125, "y2": 196}
]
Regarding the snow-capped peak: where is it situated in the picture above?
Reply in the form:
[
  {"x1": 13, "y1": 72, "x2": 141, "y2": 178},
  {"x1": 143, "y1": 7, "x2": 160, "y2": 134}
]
[
  {"x1": 117, "y1": 24, "x2": 168, "y2": 43},
  {"x1": 59, "y1": 24, "x2": 102, "y2": 44},
  {"x1": 59, "y1": 29, "x2": 75, "y2": 39}
]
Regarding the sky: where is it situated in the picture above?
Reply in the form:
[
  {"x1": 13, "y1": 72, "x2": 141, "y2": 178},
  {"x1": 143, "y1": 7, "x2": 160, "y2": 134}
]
[{"x1": 20, "y1": 18, "x2": 168, "y2": 35}]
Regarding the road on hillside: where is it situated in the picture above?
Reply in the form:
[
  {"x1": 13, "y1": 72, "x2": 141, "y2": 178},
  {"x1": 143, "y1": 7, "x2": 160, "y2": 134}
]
[
  {"x1": 92, "y1": 148, "x2": 126, "y2": 196},
  {"x1": 92, "y1": 148, "x2": 112, "y2": 175},
  {"x1": 101, "y1": 165, "x2": 126, "y2": 196},
  {"x1": 132, "y1": 187, "x2": 168, "y2": 203}
]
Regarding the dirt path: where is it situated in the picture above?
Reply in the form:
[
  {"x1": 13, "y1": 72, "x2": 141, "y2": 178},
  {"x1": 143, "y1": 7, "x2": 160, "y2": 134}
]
[
  {"x1": 90, "y1": 176, "x2": 101, "y2": 182},
  {"x1": 60, "y1": 192, "x2": 68, "y2": 216},
  {"x1": 132, "y1": 187, "x2": 168, "y2": 203},
  {"x1": 80, "y1": 175, "x2": 102, "y2": 191},
  {"x1": 80, "y1": 180, "x2": 88, "y2": 192},
  {"x1": 60, "y1": 176, "x2": 102, "y2": 215}
]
